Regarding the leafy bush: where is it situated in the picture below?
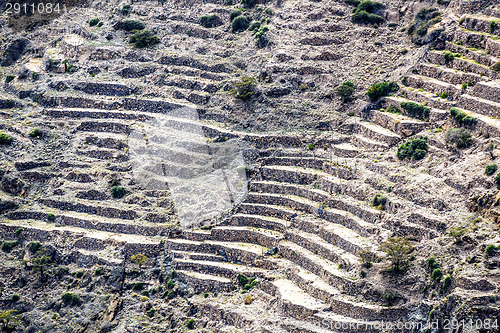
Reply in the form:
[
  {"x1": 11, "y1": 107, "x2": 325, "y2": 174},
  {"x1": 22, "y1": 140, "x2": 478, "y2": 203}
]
[
  {"x1": 445, "y1": 128, "x2": 472, "y2": 148},
  {"x1": 29, "y1": 241, "x2": 42, "y2": 254},
  {"x1": 450, "y1": 107, "x2": 477, "y2": 127},
  {"x1": 385, "y1": 105, "x2": 401, "y2": 114},
  {"x1": 0, "y1": 132, "x2": 13, "y2": 145},
  {"x1": 121, "y1": 19, "x2": 145, "y2": 31},
  {"x1": 485, "y1": 244, "x2": 499, "y2": 256},
  {"x1": 397, "y1": 137, "x2": 428, "y2": 160},
  {"x1": 400, "y1": 101, "x2": 430, "y2": 121},
  {"x1": 431, "y1": 268, "x2": 443, "y2": 281},
  {"x1": 254, "y1": 26, "x2": 270, "y2": 48},
  {"x1": 121, "y1": 4, "x2": 131, "y2": 15},
  {"x1": 444, "y1": 51, "x2": 460, "y2": 63},
  {"x1": 166, "y1": 280, "x2": 175, "y2": 289},
  {"x1": 407, "y1": 8, "x2": 441, "y2": 45},
  {"x1": 129, "y1": 30, "x2": 160, "y2": 48},
  {"x1": 29, "y1": 128, "x2": 41, "y2": 138},
  {"x1": 61, "y1": 292, "x2": 82, "y2": 306},
  {"x1": 5, "y1": 75, "x2": 15, "y2": 84},
  {"x1": 367, "y1": 81, "x2": 399, "y2": 102},
  {"x1": 249, "y1": 21, "x2": 261, "y2": 31},
  {"x1": 345, "y1": 0, "x2": 361, "y2": 6},
  {"x1": 89, "y1": 18, "x2": 99, "y2": 27},
  {"x1": 47, "y1": 213, "x2": 56, "y2": 221},
  {"x1": 351, "y1": 1, "x2": 385, "y2": 25},
  {"x1": 232, "y1": 15, "x2": 250, "y2": 33},
  {"x1": 382, "y1": 289, "x2": 399, "y2": 306},
  {"x1": 186, "y1": 318, "x2": 195, "y2": 329},
  {"x1": 1, "y1": 241, "x2": 18, "y2": 252},
  {"x1": 241, "y1": 0, "x2": 256, "y2": 8},
  {"x1": 308, "y1": 143, "x2": 315, "y2": 150},
  {"x1": 229, "y1": 76, "x2": 257, "y2": 100},
  {"x1": 427, "y1": 257, "x2": 440, "y2": 270},
  {"x1": 336, "y1": 81, "x2": 355, "y2": 103},
  {"x1": 443, "y1": 275, "x2": 452, "y2": 289},
  {"x1": 200, "y1": 14, "x2": 222, "y2": 28},
  {"x1": 132, "y1": 282, "x2": 144, "y2": 290},
  {"x1": 237, "y1": 273, "x2": 249, "y2": 287},
  {"x1": 111, "y1": 186, "x2": 125, "y2": 199},
  {"x1": 11, "y1": 294, "x2": 19, "y2": 302},
  {"x1": 485, "y1": 164, "x2": 497, "y2": 176},
  {"x1": 372, "y1": 193, "x2": 387, "y2": 210},
  {"x1": 95, "y1": 267, "x2": 103, "y2": 276},
  {"x1": 230, "y1": 9, "x2": 244, "y2": 21},
  {"x1": 379, "y1": 237, "x2": 414, "y2": 272}
]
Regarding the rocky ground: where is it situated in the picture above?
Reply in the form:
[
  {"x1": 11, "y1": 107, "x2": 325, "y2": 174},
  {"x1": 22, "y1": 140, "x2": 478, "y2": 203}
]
[{"x1": 1, "y1": 0, "x2": 500, "y2": 332}]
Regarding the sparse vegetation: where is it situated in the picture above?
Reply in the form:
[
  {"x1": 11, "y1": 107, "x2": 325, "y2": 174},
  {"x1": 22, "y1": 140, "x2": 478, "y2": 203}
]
[
  {"x1": 379, "y1": 237, "x2": 414, "y2": 272},
  {"x1": 444, "y1": 51, "x2": 460, "y2": 63},
  {"x1": 200, "y1": 14, "x2": 222, "y2": 28},
  {"x1": 28, "y1": 241, "x2": 42, "y2": 254},
  {"x1": 485, "y1": 164, "x2": 497, "y2": 176},
  {"x1": 0, "y1": 132, "x2": 13, "y2": 145},
  {"x1": 491, "y1": 62, "x2": 500, "y2": 72},
  {"x1": 121, "y1": 4, "x2": 131, "y2": 15},
  {"x1": 1, "y1": 241, "x2": 18, "y2": 252},
  {"x1": 382, "y1": 289, "x2": 399, "y2": 306},
  {"x1": 29, "y1": 128, "x2": 42, "y2": 138},
  {"x1": 397, "y1": 137, "x2": 428, "y2": 160},
  {"x1": 407, "y1": 8, "x2": 442, "y2": 45},
  {"x1": 359, "y1": 249, "x2": 377, "y2": 268},
  {"x1": 130, "y1": 253, "x2": 148, "y2": 268},
  {"x1": 485, "y1": 244, "x2": 499, "y2": 256},
  {"x1": 448, "y1": 226, "x2": 467, "y2": 243},
  {"x1": 400, "y1": 101, "x2": 430, "y2": 121},
  {"x1": 229, "y1": 76, "x2": 257, "y2": 100},
  {"x1": 61, "y1": 292, "x2": 82, "y2": 306},
  {"x1": 450, "y1": 107, "x2": 477, "y2": 127},
  {"x1": 129, "y1": 30, "x2": 160, "y2": 48},
  {"x1": 431, "y1": 268, "x2": 443, "y2": 281},
  {"x1": 445, "y1": 128, "x2": 472, "y2": 148},
  {"x1": 351, "y1": 1, "x2": 385, "y2": 26},
  {"x1": 336, "y1": 81, "x2": 355, "y2": 103},
  {"x1": 186, "y1": 318, "x2": 195, "y2": 329},
  {"x1": 443, "y1": 275, "x2": 452, "y2": 289},
  {"x1": 0, "y1": 309, "x2": 21, "y2": 332},
  {"x1": 371, "y1": 193, "x2": 387, "y2": 210},
  {"x1": 367, "y1": 81, "x2": 399, "y2": 102}
]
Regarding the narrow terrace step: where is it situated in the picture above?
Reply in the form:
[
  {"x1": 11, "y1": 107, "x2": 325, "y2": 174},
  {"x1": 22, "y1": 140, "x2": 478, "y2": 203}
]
[
  {"x1": 458, "y1": 93, "x2": 500, "y2": 119},
  {"x1": 210, "y1": 226, "x2": 283, "y2": 249},
  {"x1": 313, "y1": 312, "x2": 383, "y2": 333},
  {"x1": 39, "y1": 198, "x2": 139, "y2": 220},
  {"x1": 417, "y1": 62, "x2": 484, "y2": 85},
  {"x1": 445, "y1": 41, "x2": 499, "y2": 68},
  {"x1": 171, "y1": 250, "x2": 224, "y2": 262},
  {"x1": 471, "y1": 81, "x2": 500, "y2": 104},
  {"x1": 260, "y1": 165, "x2": 330, "y2": 185},
  {"x1": 371, "y1": 104, "x2": 429, "y2": 137},
  {"x1": 459, "y1": 15, "x2": 500, "y2": 36},
  {"x1": 331, "y1": 142, "x2": 359, "y2": 157},
  {"x1": 399, "y1": 87, "x2": 455, "y2": 117},
  {"x1": 354, "y1": 121, "x2": 401, "y2": 146},
  {"x1": 173, "y1": 258, "x2": 267, "y2": 279},
  {"x1": 176, "y1": 270, "x2": 233, "y2": 292},
  {"x1": 279, "y1": 241, "x2": 358, "y2": 294},
  {"x1": 445, "y1": 105, "x2": 500, "y2": 137},
  {"x1": 226, "y1": 213, "x2": 288, "y2": 233},
  {"x1": 426, "y1": 51, "x2": 500, "y2": 79},
  {"x1": 286, "y1": 228, "x2": 358, "y2": 268},
  {"x1": 351, "y1": 135, "x2": 389, "y2": 152},
  {"x1": 405, "y1": 74, "x2": 461, "y2": 99},
  {"x1": 262, "y1": 156, "x2": 326, "y2": 170},
  {"x1": 453, "y1": 28, "x2": 500, "y2": 57},
  {"x1": 246, "y1": 192, "x2": 378, "y2": 237},
  {"x1": 382, "y1": 95, "x2": 445, "y2": 123}
]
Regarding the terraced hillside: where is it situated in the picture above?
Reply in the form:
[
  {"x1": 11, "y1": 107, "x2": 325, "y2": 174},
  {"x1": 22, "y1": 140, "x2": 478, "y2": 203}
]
[{"x1": 0, "y1": 0, "x2": 500, "y2": 332}]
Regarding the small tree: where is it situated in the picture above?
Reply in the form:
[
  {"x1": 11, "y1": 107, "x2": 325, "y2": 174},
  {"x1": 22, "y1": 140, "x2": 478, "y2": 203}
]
[
  {"x1": 31, "y1": 255, "x2": 51, "y2": 281},
  {"x1": 379, "y1": 237, "x2": 414, "y2": 272},
  {"x1": 336, "y1": 81, "x2": 355, "y2": 103},
  {"x1": 130, "y1": 253, "x2": 148, "y2": 269},
  {"x1": 0, "y1": 309, "x2": 21, "y2": 331}
]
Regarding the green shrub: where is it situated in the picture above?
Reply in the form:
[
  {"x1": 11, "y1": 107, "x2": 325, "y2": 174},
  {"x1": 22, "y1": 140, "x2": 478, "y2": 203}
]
[
  {"x1": 254, "y1": 26, "x2": 270, "y2": 48},
  {"x1": 1, "y1": 241, "x2": 18, "y2": 252},
  {"x1": 11, "y1": 294, "x2": 19, "y2": 302},
  {"x1": 248, "y1": 21, "x2": 261, "y2": 31},
  {"x1": 241, "y1": 0, "x2": 256, "y2": 8},
  {"x1": 122, "y1": 19, "x2": 145, "y2": 31},
  {"x1": 97, "y1": 21, "x2": 103, "y2": 27},
  {"x1": 485, "y1": 164, "x2": 498, "y2": 176},
  {"x1": 146, "y1": 308, "x2": 155, "y2": 317},
  {"x1": 200, "y1": 14, "x2": 222, "y2": 28},
  {"x1": 400, "y1": 101, "x2": 430, "y2": 121},
  {"x1": 367, "y1": 81, "x2": 399, "y2": 102},
  {"x1": 450, "y1": 107, "x2": 477, "y2": 127},
  {"x1": 496, "y1": 173, "x2": 500, "y2": 187},
  {"x1": 397, "y1": 137, "x2": 428, "y2": 160},
  {"x1": 372, "y1": 193, "x2": 387, "y2": 210},
  {"x1": 95, "y1": 267, "x2": 103, "y2": 276},
  {"x1": 356, "y1": 1, "x2": 384, "y2": 13},
  {"x1": 111, "y1": 186, "x2": 125, "y2": 199},
  {"x1": 186, "y1": 318, "x2": 195, "y2": 329},
  {"x1": 29, "y1": 128, "x2": 41, "y2": 138},
  {"x1": 491, "y1": 21, "x2": 497, "y2": 34},
  {"x1": 385, "y1": 105, "x2": 401, "y2": 114},
  {"x1": 121, "y1": 4, "x2": 131, "y2": 15},
  {"x1": 61, "y1": 292, "x2": 81, "y2": 306},
  {"x1": 345, "y1": 0, "x2": 361, "y2": 6},
  {"x1": 29, "y1": 241, "x2": 42, "y2": 254},
  {"x1": 5, "y1": 75, "x2": 15, "y2": 84},
  {"x1": 89, "y1": 18, "x2": 99, "y2": 27},
  {"x1": 0, "y1": 132, "x2": 13, "y2": 145},
  {"x1": 382, "y1": 289, "x2": 399, "y2": 306},
  {"x1": 47, "y1": 213, "x2": 56, "y2": 221},
  {"x1": 485, "y1": 244, "x2": 499, "y2": 256},
  {"x1": 308, "y1": 143, "x2": 315, "y2": 150},
  {"x1": 444, "y1": 51, "x2": 460, "y2": 63},
  {"x1": 407, "y1": 8, "x2": 441, "y2": 44},
  {"x1": 352, "y1": 10, "x2": 384, "y2": 25},
  {"x1": 445, "y1": 128, "x2": 472, "y2": 148},
  {"x1": 427, "y1": 257, "x2": 440, "y2": 270},
  {"x1": 359, "y1": 249, "x2": 377, "y2": 268},
  {"x1": 336, "y1": 81, "x2": 355, "y2": 103},
  {"x1": 230, "y1": 9, "x2": 243, "y2": 21},
  {"x1": 443, "y1": 275, "x2": 452, "y2": 289},
  {"x1": 491, "y1": 62, "x2": 500, "y2": 72},
  {"x1": 232, "y1": 15, "x2": 250, "y2": 33},
  {"x1": 129, "y1": 30, "x2": 160, "y2": 48},
  {"x1": 237, "y1": 273, "x2": 249, "y2": 287},
  {"x1": 379, "y1": 237, "x2": 414, "y2": 272},
  {"x1": 431, "y1": 268, "x2": 443, "y2": 281},
  {"x1": 229, "y1": 76, "x2": 257, "y2": 100},
  {"x1": 166, "y1": 280, "x2": 175, "y2": 289},
  {"x1": 132, "y1": 282, "x2": 144, "y2": 290},
  {"x1": 449, "y1": 226, "x2": 467, "y2": 243}
]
